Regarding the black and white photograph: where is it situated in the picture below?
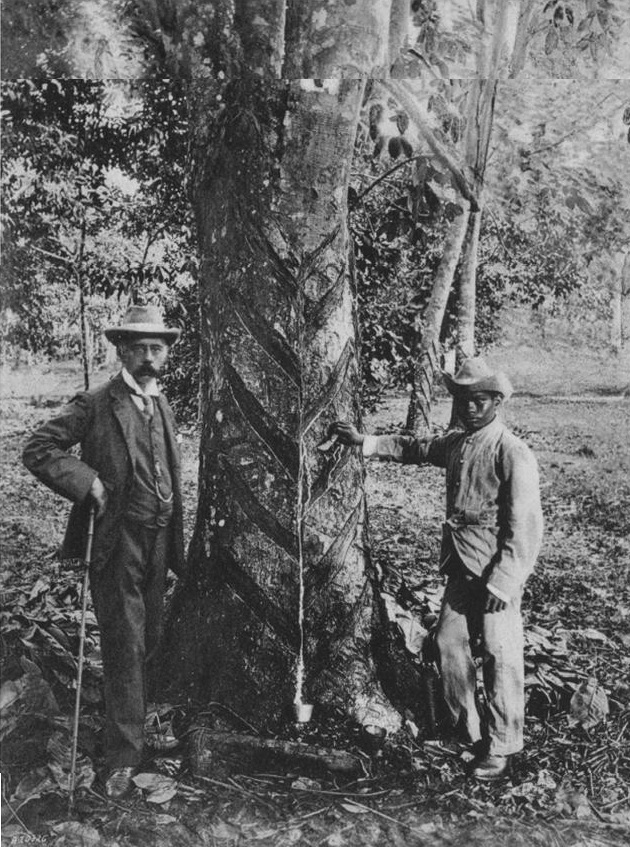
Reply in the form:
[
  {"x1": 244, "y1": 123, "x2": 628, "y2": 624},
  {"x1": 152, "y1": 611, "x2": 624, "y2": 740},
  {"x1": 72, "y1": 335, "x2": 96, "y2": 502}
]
[{"x1": 1, "y1": 2, "x2": 629, "y2": 845}]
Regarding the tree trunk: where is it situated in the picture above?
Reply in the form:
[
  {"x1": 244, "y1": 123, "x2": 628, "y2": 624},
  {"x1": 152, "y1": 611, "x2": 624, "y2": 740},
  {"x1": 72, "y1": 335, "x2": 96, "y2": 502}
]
[
  {"x1": 77, "y1": 217, "x2": 90, "y2": 391},
  {"x1": 405, "y1": 206, "x2": 470, "y2": 433},
  {"x1": 621, "y1": 252, "x2": 630, "y2": 350},
  {"x1": 283, "y1": 0, "x2": 390, "y2": 77},
  {"x1": 611, "y1": 272, "x2": 622, "y2": 354},
  {"x1": 457, "y1": 210, "x2": 482, "y2": 359},
  {"x1": 163, "y1": 77, "x2": 400, "y2": 731},
  {"x1": 389, "y1": 0, "x2": 410, "y2": 76},
  {"x1": 447, "y1": 210, "x2": 482, "y2": 431},
  {"x1": 510, "y1": 0, "x2": 538, "y2": 78},
  {"x1": 453, "y1": 1, "x2": 519, "y2": 363}
]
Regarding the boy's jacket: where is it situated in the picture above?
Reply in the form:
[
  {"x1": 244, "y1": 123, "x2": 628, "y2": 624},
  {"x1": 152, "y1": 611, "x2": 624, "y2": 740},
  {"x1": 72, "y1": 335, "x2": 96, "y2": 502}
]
[{"x1": 366, "y1": 417, "x2": 543, "y2": 600}]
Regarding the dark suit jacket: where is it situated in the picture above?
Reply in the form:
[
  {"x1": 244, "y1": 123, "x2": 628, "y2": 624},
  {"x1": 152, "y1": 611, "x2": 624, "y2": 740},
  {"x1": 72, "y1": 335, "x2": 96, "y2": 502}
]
[{"x1": 22, "y1": 373, "x2": 186, "y2": 576}]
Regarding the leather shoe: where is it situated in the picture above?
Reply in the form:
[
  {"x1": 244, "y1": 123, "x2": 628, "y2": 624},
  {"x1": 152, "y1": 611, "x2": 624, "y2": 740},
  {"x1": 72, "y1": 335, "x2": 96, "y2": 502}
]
[
  {"x1": 105, "y1": 767, "x2": 135, "y2": 798},
  {"x1": 471, "y1": 754, "x2": 509, "y2": 781}
]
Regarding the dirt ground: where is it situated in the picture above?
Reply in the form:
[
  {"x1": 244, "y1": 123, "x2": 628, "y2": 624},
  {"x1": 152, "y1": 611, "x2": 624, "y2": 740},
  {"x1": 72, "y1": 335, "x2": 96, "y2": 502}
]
[{"x1": 1, "y1": 346, "x2": 629, "y2": 847}]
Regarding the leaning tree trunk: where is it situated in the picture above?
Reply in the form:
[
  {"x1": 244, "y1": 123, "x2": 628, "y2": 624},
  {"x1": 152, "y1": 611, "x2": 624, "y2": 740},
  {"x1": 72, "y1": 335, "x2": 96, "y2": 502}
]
[
  {"x1": 456, "y1": 210, "x2": 482, "y2": 359},
  {"x1": 163, "y1": 77, "x2": 400, "y2": 730},
  {"x1": 405, "y1": 206, "x2": 470, "y2": 433},
  {"x1": 76, "y1": 217, "x2": 91, "y2": 391},
  {"x1": 385, "y1": 79, "x2": 479, "y2": 434}
]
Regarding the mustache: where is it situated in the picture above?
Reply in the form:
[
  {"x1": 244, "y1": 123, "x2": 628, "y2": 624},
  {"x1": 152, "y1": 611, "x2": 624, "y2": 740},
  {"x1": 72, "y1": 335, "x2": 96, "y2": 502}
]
[{"x1": 136, "y1": 364, "x2": 159, "y2": 376}]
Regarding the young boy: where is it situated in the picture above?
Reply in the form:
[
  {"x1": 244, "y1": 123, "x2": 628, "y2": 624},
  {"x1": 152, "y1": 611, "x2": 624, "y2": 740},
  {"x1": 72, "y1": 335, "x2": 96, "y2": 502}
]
[{"x1": 333, "y1": 357, "x2": 543, "y2": 780}]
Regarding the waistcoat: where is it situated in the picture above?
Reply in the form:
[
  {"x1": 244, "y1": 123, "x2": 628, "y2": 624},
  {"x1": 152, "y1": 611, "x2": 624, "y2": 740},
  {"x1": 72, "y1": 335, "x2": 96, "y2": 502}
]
[{"x1": 125, "y1": 399, "x2": 174, "y2": 527}]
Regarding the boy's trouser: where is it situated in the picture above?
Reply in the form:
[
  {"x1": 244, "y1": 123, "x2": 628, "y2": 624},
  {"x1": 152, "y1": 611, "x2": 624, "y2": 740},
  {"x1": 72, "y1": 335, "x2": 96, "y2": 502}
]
[
  {"x1": 435, "y1": 569, "x2": 524, "y2": 755},
  {"x1": 91, "y1": 521, "x2": 169, "y2": 770}
]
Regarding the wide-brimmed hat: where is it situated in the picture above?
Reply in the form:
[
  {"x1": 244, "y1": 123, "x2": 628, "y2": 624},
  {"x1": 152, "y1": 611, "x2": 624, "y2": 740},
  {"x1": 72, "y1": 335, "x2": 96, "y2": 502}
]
[
  {"x1": 442, "y1": 356, "x2": 513, "y2": 399},
  {"x1": 104, "y1": 305, "x2": 181, "y2": 344}
]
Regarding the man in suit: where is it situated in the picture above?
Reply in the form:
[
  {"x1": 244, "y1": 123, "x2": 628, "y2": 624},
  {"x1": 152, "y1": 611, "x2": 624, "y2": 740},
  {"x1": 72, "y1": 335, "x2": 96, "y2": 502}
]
[
  {"x1": 332, "y1": 358, "x2": 544, "y2": 780},
  {"x1": 23, "y1": 305, "x2": 185, "y2": 798}
]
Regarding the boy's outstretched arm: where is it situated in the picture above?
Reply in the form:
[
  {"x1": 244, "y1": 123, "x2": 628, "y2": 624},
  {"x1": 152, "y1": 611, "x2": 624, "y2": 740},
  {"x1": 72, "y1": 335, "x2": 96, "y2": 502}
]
[{"x1": 330, "y1": 421, "x2": 448, "y2": 467}]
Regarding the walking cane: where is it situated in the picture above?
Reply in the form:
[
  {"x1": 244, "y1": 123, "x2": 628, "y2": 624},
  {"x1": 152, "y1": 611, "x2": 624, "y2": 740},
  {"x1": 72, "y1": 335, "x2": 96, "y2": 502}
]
[{"x1": 68, "y1": 504, "x2": 95, "y2": 814}]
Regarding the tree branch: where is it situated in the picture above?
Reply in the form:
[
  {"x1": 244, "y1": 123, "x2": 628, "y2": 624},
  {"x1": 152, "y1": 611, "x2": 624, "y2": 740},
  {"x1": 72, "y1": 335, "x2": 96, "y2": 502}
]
[
  {"x1": 383, "y1": 80, "x2": 479, "y2": 211},
  {"x1": 31, "y1": 245, "x2": 73, "y2": 266},
  {"x1": 350, "y1": 154, "x2": 424, "y2": 207}
]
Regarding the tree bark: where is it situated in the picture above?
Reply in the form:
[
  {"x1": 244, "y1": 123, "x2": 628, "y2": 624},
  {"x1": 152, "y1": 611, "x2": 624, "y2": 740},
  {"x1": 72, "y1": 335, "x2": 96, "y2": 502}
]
[
  {"x1": 389, "y1": 0, "x2": 410, "y2": 76},
  {"x1": 457, "y1": 210, "x2": 482, "y2": 359},
  {"x1": 510, "y1": 0, "x2": 538, "y2": 78},
  {"x1": 621, "y1": 252, "x2": 630, "y2": 350},
  {"x1": 76, "y1": 216, "x2": 90, "y2": 391},
  {"x1": 283, "y1": 0, "x2": 391, "y2": 77},
  {"x1": 163, "y1": 77, "x2": 400, "y2": 731},
  {"x1": 611, "y1": 271, "x2": 622, "y2": 354}
]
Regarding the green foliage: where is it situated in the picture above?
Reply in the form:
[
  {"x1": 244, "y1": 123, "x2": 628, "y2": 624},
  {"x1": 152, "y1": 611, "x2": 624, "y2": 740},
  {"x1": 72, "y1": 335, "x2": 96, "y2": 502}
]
[
  {"x1": 0, "y1": 0, "x2": 79, "y2": 78},
  {"x1": 350, "y1": 173, "x2": 448, "y2": 407},
  {"x1": 1, "y1": 80, "x2": 197, "y2": 380},
  {"x1": 539, "y1": 0, "x2": 629, "y2": 72},
  {"x1": 473, "y1": 210, "x2": 585, "y2": 348}
]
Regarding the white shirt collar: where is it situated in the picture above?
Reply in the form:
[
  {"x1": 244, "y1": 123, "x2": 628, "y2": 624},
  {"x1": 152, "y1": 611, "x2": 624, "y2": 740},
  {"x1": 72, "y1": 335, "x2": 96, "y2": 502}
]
[{"x1": 121, "y1": 367, "x2": 160, "y2": 397}]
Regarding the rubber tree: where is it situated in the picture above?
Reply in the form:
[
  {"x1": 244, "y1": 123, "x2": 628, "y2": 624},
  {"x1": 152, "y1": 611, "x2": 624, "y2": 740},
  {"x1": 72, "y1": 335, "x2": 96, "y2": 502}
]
[
  {"x1": 161, "y1": 1, "x2": 414, "y2": 730},
  {"x1": 6, "y1": 0, "x2": 421, "y2": 728}
]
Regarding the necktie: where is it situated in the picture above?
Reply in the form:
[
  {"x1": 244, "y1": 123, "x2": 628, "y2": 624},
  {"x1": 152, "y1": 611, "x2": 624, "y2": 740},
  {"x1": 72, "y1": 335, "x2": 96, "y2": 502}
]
[{"x1": 141, "y1": 394, "x2": 154, "y2": 420}]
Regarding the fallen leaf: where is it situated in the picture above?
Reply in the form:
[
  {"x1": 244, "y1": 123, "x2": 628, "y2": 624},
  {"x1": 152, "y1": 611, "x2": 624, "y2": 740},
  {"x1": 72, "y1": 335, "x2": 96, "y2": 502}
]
[
  {"x1": 154, "y1": 814, "x2": 178, "y2": 825},
  {"x1": 208, "y1": 819, "x2": 241, "y2": 840},
  {"x1": 578, "y1": 628, "x2": 609, "y2": 643},
  {"x1": 569, "y1": 677, "x2": 609, "y2": 728},
  {"x1": 29, "y1": 577, "x2": 49, "y2": 601},
  {"x1": 290, "y1": 777, "x2": 322, "y2": 791},
  {"x1": 146, "y1": 785, "x2": 177, "y2": 804},
  {"x1": 536, "y1": 769, "x2": 557, "y2": 790},
  {"x1": 12, "y1": 767, "x2": 59, "y2": 804},
  {"x1": 0, "y1": 678, "x2": 23, "y2": 711},
  {"x1": 132, "y1": 772, "x2": 176, "y2": 792},
  {"x1": 52, "y1": 821, "x2": 101, "y2": 847},
  {"x1": 404, "y1": 719, "x2": 419, "y2": 738},
  {"x1": 414, "y1": 822, "x2": 437, "y2": 834},
  {"x1": 340, "y1": 802, "x2": 368, "y2": 814},
  {"x1": 555, "y1": 781, "x2": 593, "y2": 819}
]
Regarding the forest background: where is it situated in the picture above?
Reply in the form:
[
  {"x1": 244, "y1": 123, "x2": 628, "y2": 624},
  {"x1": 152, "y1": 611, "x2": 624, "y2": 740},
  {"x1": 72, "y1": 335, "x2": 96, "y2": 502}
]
[{"x1": 1, "y1": 1, "x2": 630, "y2": 846}]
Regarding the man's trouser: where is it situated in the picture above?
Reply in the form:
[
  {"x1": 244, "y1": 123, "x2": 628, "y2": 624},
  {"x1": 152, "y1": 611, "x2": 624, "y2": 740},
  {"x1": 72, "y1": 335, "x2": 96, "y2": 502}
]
[
  {"x1": 91, "y1": 521, "x2": 169, "y2": 771},
  {"x1": 435, "y1": 569, "x2": 524, "y2": 756}
]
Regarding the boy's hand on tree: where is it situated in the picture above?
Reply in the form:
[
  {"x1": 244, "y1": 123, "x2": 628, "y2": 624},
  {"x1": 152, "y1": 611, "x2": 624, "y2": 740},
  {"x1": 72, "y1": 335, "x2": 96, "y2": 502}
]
[
  {"x1": 485, "y1": 591, "x2": 507, "y2": 613},
  {"x1": 330, "y1": 421, "x2": 365, "y2": 446}
]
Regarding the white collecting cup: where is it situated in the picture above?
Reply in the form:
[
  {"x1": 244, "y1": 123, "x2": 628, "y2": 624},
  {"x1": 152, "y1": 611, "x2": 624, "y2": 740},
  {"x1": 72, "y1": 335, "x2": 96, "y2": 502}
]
[{"x1": 293, "y1": 702, "x2": 314, "y2": 723}]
